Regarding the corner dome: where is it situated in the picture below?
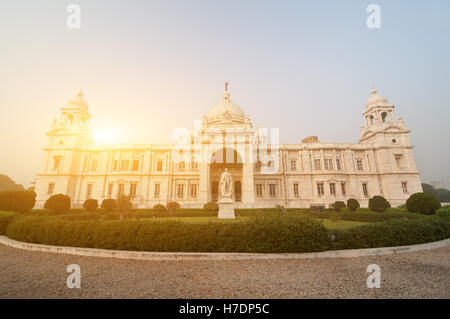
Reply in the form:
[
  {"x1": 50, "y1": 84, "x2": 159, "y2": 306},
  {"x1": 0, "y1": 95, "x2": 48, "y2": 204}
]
[
  {"x1": 66, "y1": 90, "x2": 89, "y2": 110},
  {"x1": 208, "y1": 91, "x2": 245, "y2": 118},
  {"x1": 365, "y1": 88, "x2": 391, "y2": 108}
]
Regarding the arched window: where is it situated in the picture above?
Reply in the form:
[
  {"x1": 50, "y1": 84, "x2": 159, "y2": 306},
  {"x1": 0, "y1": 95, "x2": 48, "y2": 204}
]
[
  {"x1": 67, "y1": 114, "x2": 73, "y2": 125},
  {"x1": 369, "y1": 115, "x2": 374, "y2": 125},
  {"x1": 381, "y1": 112, "x2": 387, "y2": 122}
]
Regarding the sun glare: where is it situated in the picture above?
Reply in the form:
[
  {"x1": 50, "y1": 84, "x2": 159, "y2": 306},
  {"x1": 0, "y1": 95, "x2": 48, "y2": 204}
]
[{"x1": 93, "y1": 128, "x2": 116, "y2": 144}]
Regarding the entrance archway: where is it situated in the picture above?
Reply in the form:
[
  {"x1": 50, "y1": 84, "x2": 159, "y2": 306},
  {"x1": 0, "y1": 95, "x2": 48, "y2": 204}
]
[{"x1": 209, "y1": 147, "x2": 243, "y2": 202}]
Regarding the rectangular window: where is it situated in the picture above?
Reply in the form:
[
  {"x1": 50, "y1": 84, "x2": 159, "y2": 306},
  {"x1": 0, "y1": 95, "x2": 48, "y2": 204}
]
[
  {"x1": 130, "y1": 183, "x2": 137, "y2": 197},
  {"x1": 132, "y1": 160, "x2": 139, "y2": 171},
  {"x1": 86, "y1": 184, "x2": 93, "y2": 197},
  {"x1": 324, "y1": 159, "x2": 333, "y2": 170},
  {"x1": 357, "y1": 160, "x2": 364, "y2": 171},
  {"x1": 91, "y1": 160, "x2": 98, "y2": 172},
  {"x1": 189, "y1": 184, "x2": 198, "y2": 198},
  {"x1": 179, "y1": 161, "x2": 185, "y2": 171},
  {"x1": 317, "y1": 183, "x2": 324, "y2": 196},
  {"x1": 395, "y1": 155, "x2": 403, "y2": 169},
  {"x1": 113, "y1": 160, "x2": 118, "y2": 171},
  {"x1": 402, "y1": 182, "x2": 408, "y2": 194},
  {"x1": 362, "y1": 183, "x2": 368, "y2": 197},
  {"x1": 47, "y1": 183, "x2": 55, "y2": 195},
  {"x1": 191, "y1": 161, "x2": 198, "y2": 170},
  {"x1": 314, "y1": 159, "x2": 321, "y2": 171},
  {"x1": 293, "y1": 183, "x2": 299, "y2": 197},
  {"x1": 177, "y1": 184, "x2": 184, "y2": 198},
  {"x1": 269, "y1": 184, "x2": 276, "y2": 198},
  {"x1": 330, "y1": 183, "x2": 336, "y2": 196},
  {"x1": 336, "y1": 158, "x2": 341, "y2": 171},
  {"x1": 341, "y1": 183, "x2": 346, "y2": 196},
  {"x1": 53, "y1": 156, "x2": 62, "y2": 170},
  {"x1": 118, "y1": 183, "x2": 124, "y2": 196},
  {"x1": 107, "y1": 183, "x2": 113, "y2": 197},
  {"x1": 256, "y1": 184, "x2": 263, "y2": 197},
  {"x1": 154, "y1": 183, "x2": 160, "y2": 197},
  {"x1": 120, "y1": 160, "x2": 129, "y2": 171},
  {"x1": 157, "y1": 160, "x2": 163, "y2": 171},
  {"x1": 290, "y1": 160, "x2": 297, "y2": 171}
]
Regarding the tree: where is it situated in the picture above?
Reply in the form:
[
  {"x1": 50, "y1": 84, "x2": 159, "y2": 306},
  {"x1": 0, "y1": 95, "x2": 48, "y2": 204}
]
[
  {"x1": 0, "y1": 190, "x2": 36, "y2": 213},
  {"x1": 44, "y1": 194, "x2": 71, "y2": 214},
  {"x1": 101, "y1": 199, "x2": 116, "y2": 213},
  {"x1": 117, "y1": 195, "x2": 132, "y2": 218},
  {"x1": 368, "y1": 195, "x2": 391, "y2": 212},
  {"x1": 0, "y1": 174, "x2": 24, "y2": 192},
  {"x1": 406, "y1": 192, "x2": 441, "y2": 215},
  {"x1": 331, "y1": 201, "x2": 346, "y2": 212},
  {"x1": 421, "y1": 183, "x2": 450, "y2": 202},
  {"x1": 347, "y1": 198, "x2": 360, "y2": 211},
  {"x1": 83, "y1": 199, "x2": 98, "y2": 212}
]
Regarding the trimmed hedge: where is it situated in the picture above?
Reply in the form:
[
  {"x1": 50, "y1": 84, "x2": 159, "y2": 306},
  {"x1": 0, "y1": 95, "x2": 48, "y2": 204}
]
[
  {"x1": 436, "y1": 206, "x2": 450, "y2": 219},
  {"x1": 0, "y1": 211, "x2": 17, "y2": 234},
  {"x1": 406, "y1": 192, "x2": 441, "y2": 215},
  {"x1": 334, "y1": 217, "x2": 450, "y2": 249},
  {"x1": 44, "y1": 194, "x2": 71, "y2": 214},
  {"x1": 5, "y1": 214, "x2": 331, "y2": 253},
  {"x1": 83, "y1": 199, "x2": 98, "y2": 212},
  {"x1": 347, "y1": 198, "x2": 360, "y2": 211},
  {"x1": 368, "y1": 195, "x2": 391, "y2": 213},
  {"x1": 0, "y1": 191, "x2": 36, "y2": 213}
]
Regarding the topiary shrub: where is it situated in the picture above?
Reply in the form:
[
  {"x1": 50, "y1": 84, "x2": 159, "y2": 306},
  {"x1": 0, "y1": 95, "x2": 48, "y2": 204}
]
[
  {"x1": 347, "y1": 198, "x2": 360, "y2": 211},
  {"x1": 368, "y1": 195, "x2": 391, "y2": 213},
  {"x1": 44, "y1": 194, "x2": 71, "y2": 214},
  {"x1": 0, "y1": 190, "x2": 36, "y2": 213},
  {"x1": 101, "y1": 199, "x2": 116, "y2": 213},
  {"x1": 406, "y1": 192, "x2": 441, "y2": 215},
  {"x1": 117, "y1": 195, "x2": 132, "y2": 218},
  {"x1": 166, "y1": 202, "x2": 180, "y2": 213},
  {"x1": 83, "y1": 199, "x2": 98, "y2": 212},
  {"x1": 203, "y1": 201, "x2": 219, "y2": 211},
  {"x1": 153, "y1": 204, "x2": 167, "y2": 211},
  {"x1": 331, "y1": 201, "x2": 346, "y2": 212},
  {"x1": 436, "y1": 206, "x2": 450, "y2": 219}
]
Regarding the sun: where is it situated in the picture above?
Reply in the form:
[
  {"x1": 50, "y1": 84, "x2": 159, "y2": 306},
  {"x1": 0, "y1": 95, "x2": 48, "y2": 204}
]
[{"x1": 93, "y1": 128, "x2": 116, "y2": 144}]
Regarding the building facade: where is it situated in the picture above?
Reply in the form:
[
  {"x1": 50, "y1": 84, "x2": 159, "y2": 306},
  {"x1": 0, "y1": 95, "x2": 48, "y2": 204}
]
[{"x1": 34, "y1": 86, "x2": 422, "y2": 208}]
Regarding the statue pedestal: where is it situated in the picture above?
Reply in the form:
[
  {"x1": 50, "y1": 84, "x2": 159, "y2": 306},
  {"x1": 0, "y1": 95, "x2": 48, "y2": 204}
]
[{"x1": 218, "y1": 197, "x2": 235, "y2": 219}]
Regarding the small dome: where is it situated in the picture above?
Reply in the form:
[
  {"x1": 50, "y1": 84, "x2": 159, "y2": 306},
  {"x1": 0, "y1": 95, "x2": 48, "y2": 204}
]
[
  {"x1": 207, "y1": 91, "x2": 245, "y2": 118},
  {"x1": 365, "y1": 88, "x2": 391, "y2": 108},
  {"x1": 66, "y1": 90, "x2": 89, "y2": 110}
]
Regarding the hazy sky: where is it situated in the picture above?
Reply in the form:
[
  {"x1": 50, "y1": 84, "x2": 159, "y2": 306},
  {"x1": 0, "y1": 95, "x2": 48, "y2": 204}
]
[{"x1": 1, "y1": 0, "x2": 449, "y2": 187}]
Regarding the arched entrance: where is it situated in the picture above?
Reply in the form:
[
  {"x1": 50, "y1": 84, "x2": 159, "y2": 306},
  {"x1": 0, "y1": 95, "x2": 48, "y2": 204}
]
[{"x1": 209, "y1": 147, "x2": 243, "y2": 202}]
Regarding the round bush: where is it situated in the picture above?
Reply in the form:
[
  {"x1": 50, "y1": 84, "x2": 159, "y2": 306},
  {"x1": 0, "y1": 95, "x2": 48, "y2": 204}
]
[
  {"x1": 83, "y1": 199, "x2": 98, "y2": 212},
  {"x1": 368, "y1": 195, "x2": 391, "y2": 213},
  {"x1": 101, "y1": 199, "x2": 116, "y2": 212},
  {"x1": 406, "y1": 192, "x2": 441, "y2": 215},
  {"x1": 203, "y1": 202, "x2": 219, "y2": 211},
  {"x1": 44, "y1": 194, "x2": 71, "y2": 214},
  {"x1": 347, "y1": 198, "x2": 360, "y2": 211},
  {"x1": 166, "y1": 202, "x2": 180, "y2": 212},
  {"x1": 153, "y1": 204, "x2": 167, "y2": 211},
  {"x1": 436, "y1": 206, "x2": 450, "y2": 219},
  {"x1": 0, "y1": 190, "x2": 36, "y2": 213},
  {"x1": 331, "y1": 201, "x2": 346, "y2": 212},
  {"x1": 117, "y1": 195, "x2": 132, "y2": 214}
]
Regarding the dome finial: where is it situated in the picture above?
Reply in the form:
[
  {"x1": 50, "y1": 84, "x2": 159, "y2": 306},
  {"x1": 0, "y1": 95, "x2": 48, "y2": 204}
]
[
  {"x1": 371, "y1": 86, "x2": 377, "y2": 95},
  {"x1": 224, "y1": 81, "x2": 229, "y2": 92},
  {"x1": 78, "y1": 89, "x2": 83, "y2": 97}
]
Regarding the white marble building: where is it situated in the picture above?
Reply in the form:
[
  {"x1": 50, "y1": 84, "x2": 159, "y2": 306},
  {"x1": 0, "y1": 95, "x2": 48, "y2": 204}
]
[{"x1": 34, "y1": 85, "x2": 422, "y2": 208}]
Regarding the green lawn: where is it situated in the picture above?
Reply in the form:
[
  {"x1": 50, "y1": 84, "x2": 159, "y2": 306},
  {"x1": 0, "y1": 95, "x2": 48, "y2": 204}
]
[
  {"x1": 139, "y1": 216, "x2": 367, "y2": 230},
  {"x1": 320, "y1": 219, "x2": 368, "y2": 230}
]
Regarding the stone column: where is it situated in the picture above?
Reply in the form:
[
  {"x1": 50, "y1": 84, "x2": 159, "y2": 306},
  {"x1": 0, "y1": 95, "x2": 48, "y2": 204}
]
[
  {"x1": 242, "y1": 163, "x2": 255, "y2": 206},
  {"x1": 198, "y1": 162, "x2": 210, "y2": 204}
]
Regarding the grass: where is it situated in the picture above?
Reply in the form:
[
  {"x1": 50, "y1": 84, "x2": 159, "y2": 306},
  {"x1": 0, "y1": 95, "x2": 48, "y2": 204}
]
[{"x1": 319, "y1": 219, "x2": 368, "y2": 230}]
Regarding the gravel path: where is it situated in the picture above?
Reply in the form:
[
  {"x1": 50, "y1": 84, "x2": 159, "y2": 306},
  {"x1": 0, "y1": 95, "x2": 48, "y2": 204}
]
[{"x1": 0, "y1": 244, "x2": 449, "y2": 298}]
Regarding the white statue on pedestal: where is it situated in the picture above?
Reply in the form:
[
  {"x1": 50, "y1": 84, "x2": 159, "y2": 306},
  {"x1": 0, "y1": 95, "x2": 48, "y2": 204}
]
[
  {"x1": 219, "y1": 168, "x2": 232, "y2": 198},
  {"x1": 218, "y1": 168, "x2": 235, "y2": 219}
]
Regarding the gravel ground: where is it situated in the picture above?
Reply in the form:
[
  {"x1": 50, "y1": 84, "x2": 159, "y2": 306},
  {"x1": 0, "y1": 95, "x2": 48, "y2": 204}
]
[{"x1": 0, "y1": 244, "x2": 449, "y2": 298}]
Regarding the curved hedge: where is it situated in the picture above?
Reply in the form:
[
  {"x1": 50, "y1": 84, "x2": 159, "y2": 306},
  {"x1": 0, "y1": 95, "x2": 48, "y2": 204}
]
[
  {"x1": 0, "y1": 211, "x2": 17, "y2": 234},
  {"x1": 5, "y1": 214, "x2": 331, "y2": 253},
  {"x1": 334, "y1": 217, "x2": 450, "y2": 249}
]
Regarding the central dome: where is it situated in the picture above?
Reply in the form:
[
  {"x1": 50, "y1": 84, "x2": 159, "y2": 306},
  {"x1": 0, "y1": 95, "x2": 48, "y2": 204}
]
[
  {"x1": 208, "y1": 91, "x2": 245, "y2": 118},
  {"x1": 66, "y1": 90, "x2": 89, "y2": 110},
  {"x1": 365, "y1": 88, "x2": 391, "y2": 108}
]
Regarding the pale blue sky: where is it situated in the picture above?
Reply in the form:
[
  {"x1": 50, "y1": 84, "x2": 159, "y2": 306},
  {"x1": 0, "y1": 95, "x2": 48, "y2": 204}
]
[{"x1": 0, "y1": 0, "x2": 449, "y2": 187}]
